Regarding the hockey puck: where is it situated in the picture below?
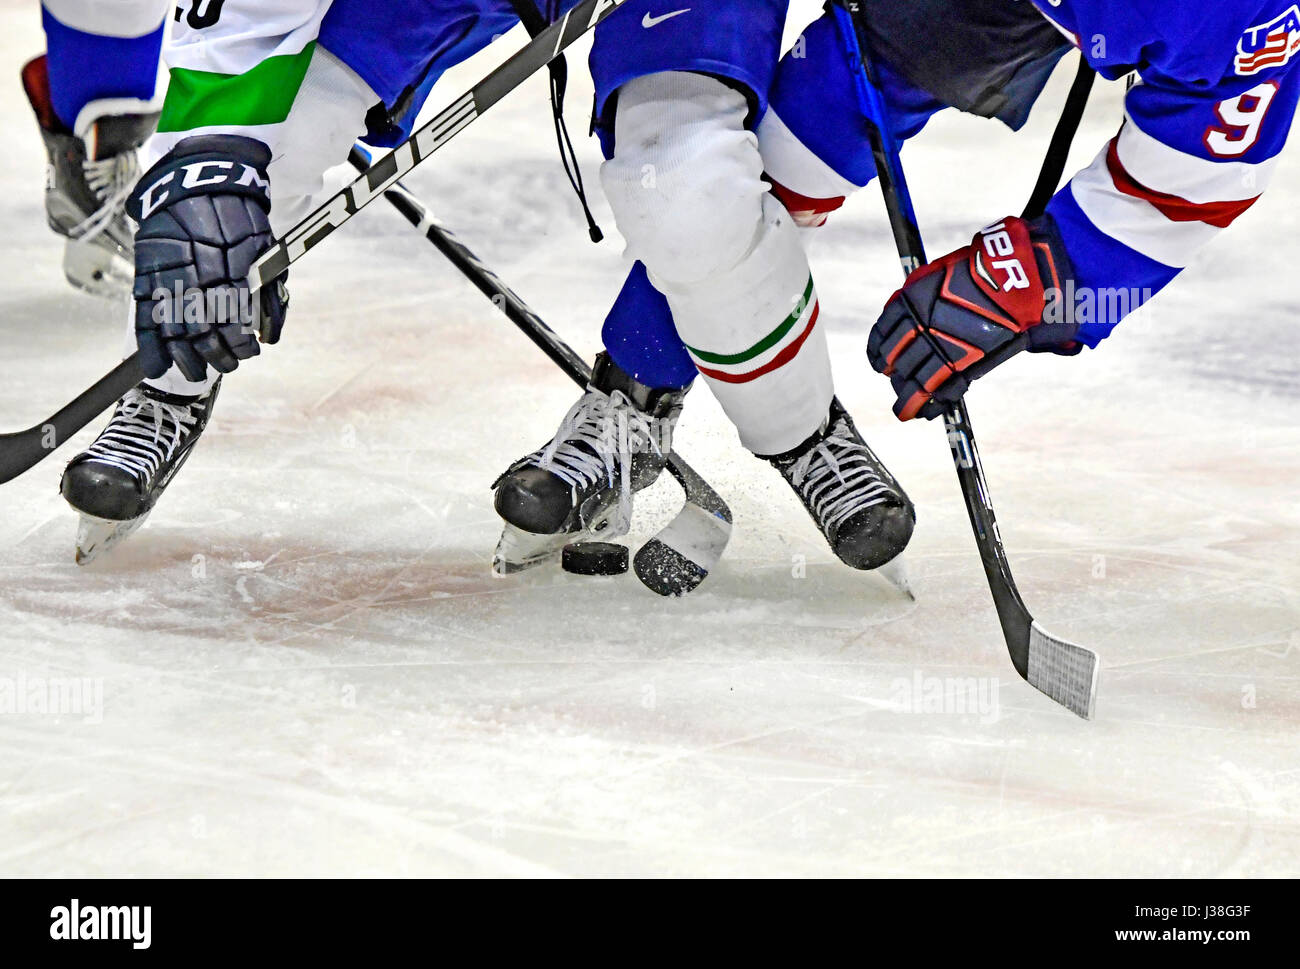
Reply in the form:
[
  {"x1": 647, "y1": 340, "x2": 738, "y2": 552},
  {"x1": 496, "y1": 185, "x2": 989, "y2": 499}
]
[{"x1": 561, "y1": 542, "x2": 629, "y2": 577}]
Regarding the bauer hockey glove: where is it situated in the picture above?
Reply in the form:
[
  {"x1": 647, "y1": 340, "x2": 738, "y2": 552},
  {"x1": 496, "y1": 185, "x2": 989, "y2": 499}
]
[
  {"x1": 127, "y1": 135, "x2": 289, "y2": 382},
  {"x1": 868, "y1": 216, "x2": 1081, "y2": 421}
]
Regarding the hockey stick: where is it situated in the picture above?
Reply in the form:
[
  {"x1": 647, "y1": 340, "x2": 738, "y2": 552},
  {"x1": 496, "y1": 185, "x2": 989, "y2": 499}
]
[
  {"x1": 348, "y1": 146, "x2": 732, "y2": 595},
  {"x1": 0, "y1": 0, "x2": 628, "y2": 487},
  {"x1": 0, "y1": 354, "x2": 145, "y2": 485},
  {"x1": 1022, "y1": 53, "x2": 1096, "y2": 221},
  {"x1": 833, "y1": 3, "x2": 1099, "y2": 719}
]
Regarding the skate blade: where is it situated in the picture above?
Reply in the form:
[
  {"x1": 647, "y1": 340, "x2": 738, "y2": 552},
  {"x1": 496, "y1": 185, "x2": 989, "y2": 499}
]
[
  {"x1": 75, "y1": 512, "x2": 149, "y2": 566},
  {"x1": 63, "y1": 238, "x2": 132, "y2": 300},
  {"x1": 876, "y1": 554, "x2": 915, "y2": 600},
  {"x1": 492, "y1": 515, "x2": 618, "y2": 576},
  {"x1": 492, "y1": 524, "x2": 571, "y2": 576}
]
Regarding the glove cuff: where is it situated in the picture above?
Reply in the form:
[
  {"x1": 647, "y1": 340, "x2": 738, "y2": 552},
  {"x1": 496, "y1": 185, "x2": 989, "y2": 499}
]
[
  {"x1": 129, "y1": 135, "x2": 272, "y2": 223},
  {"x1": 1025, "y1": 213, "x2": 1085, "y2": 352}
]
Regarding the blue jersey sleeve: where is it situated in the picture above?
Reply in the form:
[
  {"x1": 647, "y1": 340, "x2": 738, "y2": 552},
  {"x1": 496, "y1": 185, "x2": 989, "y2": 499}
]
[{"x1": 1039, "y1": 0, "x2": 1299, "y2": 346}]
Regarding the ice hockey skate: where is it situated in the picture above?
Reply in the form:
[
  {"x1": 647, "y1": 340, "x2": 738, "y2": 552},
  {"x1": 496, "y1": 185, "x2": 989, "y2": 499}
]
[
  {"x1": 492, "y1": 353, "x2": 686, "y2": 575},
  {"x1": 764, "y1": 397, "x2": 914, "y2": 572},
  {"x1": 60, "y1": 381, "x2": 220, "y2": 565},
  {"x1": 21, "y1": 54, "x2": 157, "y2": 298}
]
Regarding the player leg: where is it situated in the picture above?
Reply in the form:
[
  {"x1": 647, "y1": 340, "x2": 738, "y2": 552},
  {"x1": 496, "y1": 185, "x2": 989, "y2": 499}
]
[
  {"x1": 602, "y1": 68, "x2": 917, "y2": 571},
  {"x1": 492, "y1": 3, "x2": 789, "y2": 570},
  {"x1": 61, "y1": 0, "x2": 381, "y2": 563},
  {"x1": 61, "y1": 0, "x2": 578, "y2": 564},
  {"x1": 22, "y1": 0, "x2": 169, "y2": 297}
]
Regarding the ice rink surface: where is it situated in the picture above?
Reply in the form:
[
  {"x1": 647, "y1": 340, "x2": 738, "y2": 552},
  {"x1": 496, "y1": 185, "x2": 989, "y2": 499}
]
[{"x1": 0, "y1": 1, "x2": 1297, "y2": 876}]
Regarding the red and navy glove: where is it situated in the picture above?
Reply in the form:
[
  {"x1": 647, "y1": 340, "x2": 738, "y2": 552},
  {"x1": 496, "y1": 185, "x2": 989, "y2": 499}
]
[{"x1": 868, "y1": 216, "x2": 1081, "y2": 421}]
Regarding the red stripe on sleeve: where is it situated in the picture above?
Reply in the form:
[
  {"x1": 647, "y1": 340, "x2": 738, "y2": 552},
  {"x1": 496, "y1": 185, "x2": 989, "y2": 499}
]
[{"x1": 1105, "y1": 140, "x2": 1260, "y2": 229}]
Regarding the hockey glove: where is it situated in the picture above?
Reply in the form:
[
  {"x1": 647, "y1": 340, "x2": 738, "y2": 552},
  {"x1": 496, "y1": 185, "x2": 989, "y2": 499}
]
[
  {"x1": 127, "y1": 135, "x2": 288, "y2": 381},
  {"x1": 868, "y1": 216, "x2": 1080, "y2": 421}
]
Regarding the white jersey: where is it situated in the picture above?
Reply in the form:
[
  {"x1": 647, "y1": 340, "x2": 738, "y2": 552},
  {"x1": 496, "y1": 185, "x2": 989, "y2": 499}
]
[{"x1": 153, "y1": 1, "x2": 377, "y2": 232}]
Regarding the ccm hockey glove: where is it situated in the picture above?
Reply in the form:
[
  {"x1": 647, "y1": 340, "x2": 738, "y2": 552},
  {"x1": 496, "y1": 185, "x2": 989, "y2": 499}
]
[
  {"x1": 127, "y1": 135, "x2": 289, "y2": 381},
  {"x1": 868, "y1": 216, "x2": 1080, "y2": 421}
]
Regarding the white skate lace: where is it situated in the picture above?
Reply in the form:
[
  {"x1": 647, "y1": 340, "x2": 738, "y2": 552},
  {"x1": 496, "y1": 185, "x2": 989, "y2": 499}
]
[
  {"x1": 532, "y1": 387, "x2": 667, "y2": 535},
  {"x1": 789, "y1": 419, "x2": 896, "y2": 533},
  {"x1": 82, "y1": 388, "x2": 200, "y2": 484},
  {"x1": 69, "y1": 151, "x2": 138, "y2": 243}
]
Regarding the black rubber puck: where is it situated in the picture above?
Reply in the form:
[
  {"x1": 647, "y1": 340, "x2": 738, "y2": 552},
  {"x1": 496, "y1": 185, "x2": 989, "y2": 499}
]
[{"x1": 562, "y1": 542, "x2": 629, "y2": 576}]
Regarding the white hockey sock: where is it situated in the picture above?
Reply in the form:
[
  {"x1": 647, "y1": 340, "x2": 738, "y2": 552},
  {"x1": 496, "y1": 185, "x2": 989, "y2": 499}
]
[
  {"x1": 601, "y1": 72, "x2": 834, "y2": 456},
  {"x1": 654, "y1": 193, "x2": 832, "y2": 456}
]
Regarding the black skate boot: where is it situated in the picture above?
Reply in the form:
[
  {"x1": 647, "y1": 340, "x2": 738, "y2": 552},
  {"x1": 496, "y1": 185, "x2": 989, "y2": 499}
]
[
  {"x1": 21, "y1": 54, "x2": 159, "y2": 298},
  {"x1": 763, "y1": 397, "x2": 915, "y2": 571},
  {"x1": 60, "y1": 380, "x2": 221, "y2": 564},
  {"x1": 492, "y1": 353, "x2": 687, "y2": 573}
]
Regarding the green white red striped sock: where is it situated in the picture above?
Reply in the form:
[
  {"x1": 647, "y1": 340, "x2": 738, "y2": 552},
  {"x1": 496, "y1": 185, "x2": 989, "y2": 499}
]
[{"x1": 684, "y1": 276, "x2": 819, "y2": 384}]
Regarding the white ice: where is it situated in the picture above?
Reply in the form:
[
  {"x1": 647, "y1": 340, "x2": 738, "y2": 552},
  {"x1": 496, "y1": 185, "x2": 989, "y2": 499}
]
[{"x1": 0, "y1": 0, "x2": 1297, "y2": 876}]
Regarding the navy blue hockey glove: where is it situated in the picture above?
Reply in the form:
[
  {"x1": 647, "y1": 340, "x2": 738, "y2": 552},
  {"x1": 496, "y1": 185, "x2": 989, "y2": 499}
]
[
  {"x1": 127, "y1": 135, "x2": 289, "y2": 382},
  {"x1": 868, "y1": 216, "x2": 1081, "y2": 421}
]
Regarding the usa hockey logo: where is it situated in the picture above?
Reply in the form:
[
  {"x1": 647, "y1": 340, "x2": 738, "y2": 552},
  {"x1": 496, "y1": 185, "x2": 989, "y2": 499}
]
[{"x1": 1236, "y1": 5, "x2": 1300, "y2": 75}]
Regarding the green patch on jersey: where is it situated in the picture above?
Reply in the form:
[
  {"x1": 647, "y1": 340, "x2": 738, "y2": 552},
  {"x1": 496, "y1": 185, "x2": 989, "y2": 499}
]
[{"x1": 158, "y1": 42, "x2": 317, "y2": 133}]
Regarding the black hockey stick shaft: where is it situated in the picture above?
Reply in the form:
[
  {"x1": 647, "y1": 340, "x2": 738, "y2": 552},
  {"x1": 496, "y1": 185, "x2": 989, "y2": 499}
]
[
  {"x1": 347, "y1": 150, "x2": 591, "y2": 385},
  {"x1": 248, "y1": 0, "x2": 629, "y2": 291},
  {"x1": 1022, "y1": 53, "x2": 1096, "y2": 220},
  {"x1": 344, "y1": 146, "x2": 731, "y2": 522},
  {"x1": 834, "y1": 4, "x2": 1098, "y2": 717},
  {"x1": 0, "y1": 355, "x2": 144, "y2": 485},
  {"x1": 834, "y1": 5, "x2": 1034, "y2": 665},
  {"x1": 0, "y1": 1, "x2": 627, "y2": 487}
]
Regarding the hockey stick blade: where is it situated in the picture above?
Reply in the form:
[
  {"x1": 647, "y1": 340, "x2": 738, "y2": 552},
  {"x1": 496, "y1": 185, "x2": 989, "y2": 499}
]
[
  {"x1": 248, "y1": 0, "x2": 630, "y2": 293},
  {"x1": 347, "y1": 146, "x2": 732, "y2": 596},
  {"x1": 635, "y1": 459, "x2": 733, "y2": 596},
  {"x1": 0, "y1": 353, "x2": 143, "y2": 485},
  {"x1": 1028, "y1": 622, "x2": 1099, "y2": 720},
  {"x1": 835, "y1": 2, "x2": 1099, "y2": 718},
  {"x1": 947, "y1": 403, "x2": 1100, "y2": 718}
]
